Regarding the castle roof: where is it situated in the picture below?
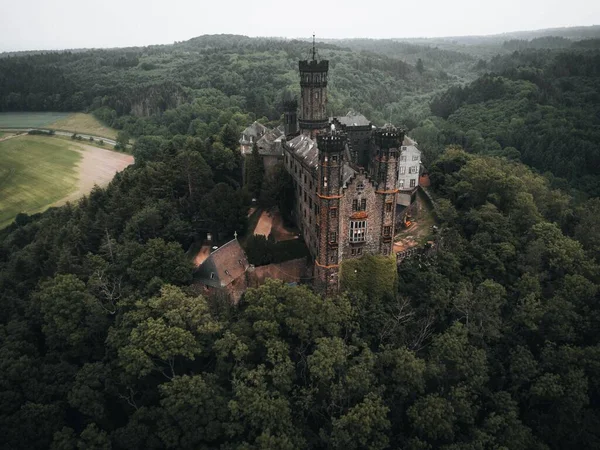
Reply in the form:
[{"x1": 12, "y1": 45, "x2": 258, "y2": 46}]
[
  {"x1": 332, "y1": 111, "x2": 371, "y2": 127},
  {"x1": 286, "y1": 133, "x2": 356, "y2": 184},
  {"x1": 287, "y1": 134, "x2": 319, "y2": 168},
  {"x1": 256, "y1": 127, "x2": 285, "y2": 156},
  {"x1": 195, "y1": 239, "x2": 249, "y2": 288},
  {"x1": 239, "y1": 121, "x2": 269, "y2": 145}
]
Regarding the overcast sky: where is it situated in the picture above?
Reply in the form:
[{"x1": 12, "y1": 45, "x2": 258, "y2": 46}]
[{"x1": 1, "y1": 0, "x2": 599, "y2": 52}]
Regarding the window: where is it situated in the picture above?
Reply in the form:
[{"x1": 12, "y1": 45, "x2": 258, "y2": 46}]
[
  {"x1": 304, "y1": 191, "x2": 307, "y2": 202},
  {"x1": 351, "y1": 248, "x2": 356, "y2": 256},
  {"x1": 386, "y1": 202, "x2": 393, "y2": 213},
  {"x1": 329, "y1": 231, "x2": 337, "y2": 243},
  {"x1": 309, "y1": 198, "x2": 312, "y2": 209},
  {"x1": 225, "y1": 269, "x2": 230, "y2": 276},
  {"x1": 310, "y1": 180, "x2": 313, "y2": 190},
  {"x1": 401, "y1": 146, "x2": 407, "y2": 151},
  {"x1": 399, "y1": 166, "x2": 406, "y2": 175},
  {"x1": 331, "y1": 155, "x2": 338, "y2": 162},
  {"x1": 304, "y1": 173, "x2": 307, "y2": 184},
  {"x1": 323, "y1": 176, "x2": 328, "y2": 188},
  {"x1": 330, "y1": 208, "x2": 337, "y2": 218},
  {"x1": 330, "y1": 255, "x2": 335, "y2": 263},
  {"x1": 413, "y1": 155, "x2": 419, "y2": 161},
  {"x1": 210, "y1": 272, "x2": 215, "y2": 279},
  {"x1": 384, "y1": 226, "x2": 391, "y2": 236},
  {"x1": 409, "y1": 166, "x2": 418, "y2": 174},
  {"x1": 410, "y1": 179, "x2": 416, "y2": 188},
  {"x1": 357, "y1": 182, "x2": 364, "y2": 192},
  {"x1": 315, "y1": 91, "x2": 319, "y2": 99},
  {"x1": 399, "y1": 179, "x2": 405, "y2": 188},
  {"x1": 400, "y1": 155, "x2": 407, "y2": 162},
  {"x1": 352, "y1": 198, "x2": 367, "y2": 211},
  {"x1": 350, "y1": 220, "x2": 366, "y2": 242},
  {"x1": 357, "y1": 247, "x2": 363, "y2": 255}
]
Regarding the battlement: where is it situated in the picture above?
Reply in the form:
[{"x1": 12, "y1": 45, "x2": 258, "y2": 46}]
[
  {"x1": 372, "y1": 126, "x2": 405, "y2": 151},
  {"x1": 299, "y1": 59, "x2": 329, "y2": 73},
  {"x1": 317, "y1": 132, "x2": 347, "y2": 154}
]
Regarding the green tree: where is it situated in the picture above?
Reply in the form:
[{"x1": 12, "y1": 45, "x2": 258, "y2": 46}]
[{"x1": 245, "y1": 143, "x2": 264, "y2": 198}]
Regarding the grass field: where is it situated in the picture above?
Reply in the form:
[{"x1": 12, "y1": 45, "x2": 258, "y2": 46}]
[
  {"x1": 0, "y1": 135, "x2": 133, "y2": 228},
  {"x1": 0, "y1": 112, "x2": 117, "y2": 140},
  {"x1": 47, "y1": 113, "x2": 118, "y2": 140},
  {"x1": 0, "y1": 135, "x2": 81, "y2": 228},
  {"x1": 0, "y1": 112, "x2": 71, "y2": 128}
]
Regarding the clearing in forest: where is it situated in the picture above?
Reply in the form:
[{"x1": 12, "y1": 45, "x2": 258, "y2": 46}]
[
  {"x1": 0, "y1": 112, "x2": 71, "y2": 128},
  {"x1": 47, "y1": 113, "x2": 118, "y2": 140},
  {"x1": 0, "y1": 112, "x2": 118, "y2": 140},
  {"x1": 0, "y1": 135, "x2": 133, "y2": 228}
]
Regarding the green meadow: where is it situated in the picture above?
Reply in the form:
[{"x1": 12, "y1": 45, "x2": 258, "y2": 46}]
[
  {"x1": 0, "y1": 112, "x2": 72, "y2": 128},
  {"x1": 0, "y1": 135, "x2": 81, "y2": 228}
]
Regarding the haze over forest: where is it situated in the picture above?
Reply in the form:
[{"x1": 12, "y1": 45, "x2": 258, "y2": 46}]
[{"x1": 1, "y1": 0, "x2": 600, "y2": 51}]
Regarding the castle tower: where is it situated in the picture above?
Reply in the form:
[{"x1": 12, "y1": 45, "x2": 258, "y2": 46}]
[
  {"x1": 298, "y1": 37, "x2": 329, "y2": 137},
  {"x1": 283, "y1": 99, "x2": 298, "y2": 138},
  {"x1": 315, "y1": 131, "x2": 345, "y2": 295},
  {"x1": 371, "y1": 127, "x2": 403, "y2": 255}
]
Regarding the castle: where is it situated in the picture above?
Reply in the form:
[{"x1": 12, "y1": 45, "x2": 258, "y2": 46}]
[{"x1": 240, "y1": 45, "x2": 421, "y2": 295}]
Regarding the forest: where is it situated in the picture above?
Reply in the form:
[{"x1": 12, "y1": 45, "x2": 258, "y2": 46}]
[{"x1": 1, "y1": 30, "x2": 600, "y2": 449}]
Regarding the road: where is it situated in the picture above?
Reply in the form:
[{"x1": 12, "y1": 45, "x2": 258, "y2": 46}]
[{"x1": 0, "y1": 128, "x2": 118, "y2": 146}]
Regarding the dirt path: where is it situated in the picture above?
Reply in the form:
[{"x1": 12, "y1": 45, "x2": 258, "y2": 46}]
[
  {"x1": 254, "y1": 211, "x2": 273, "y2": 237},
  {"x1": 51, "y1": 142, "x2": 134, "y2": 207},
  {"x1": 0, "y1": 133, "x2": 19, "y2": 143},
  {"x1": 193, "y1": 245, "x2": 212, "y2": 267}
]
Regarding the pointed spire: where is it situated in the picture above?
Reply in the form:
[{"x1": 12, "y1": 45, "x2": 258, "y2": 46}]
[{"x1": 312, "y1": 33, "x2": 316, "y2": 61}]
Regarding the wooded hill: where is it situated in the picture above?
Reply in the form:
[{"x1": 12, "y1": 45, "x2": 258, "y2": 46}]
[{"x1": 1, "y1": 31, "x2": 600, "y2": 450}]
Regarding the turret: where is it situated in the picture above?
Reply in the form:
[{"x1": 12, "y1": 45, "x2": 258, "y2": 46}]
[
  {"x1": 298, "y1": 40, "x2": 329, "y2": 137},
  {"x1": 370, "y1": 126, "x2": 403, "y2": 255},
  {"x1": 315, "y1": 131, "x2": 346, "y2": 295},
  {"x1": 283, "y1": 99, "x2": 298, "y2": 138},
  {"x1": 371, "y1": 126, "x2": 404, "y2": 191}
]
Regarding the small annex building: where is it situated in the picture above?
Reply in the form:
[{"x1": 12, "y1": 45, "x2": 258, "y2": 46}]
[{"x1": 195, "y1": 239, "x2": 250, "y2": 304}]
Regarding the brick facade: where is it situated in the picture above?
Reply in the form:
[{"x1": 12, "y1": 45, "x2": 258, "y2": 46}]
[{"x1": 279, "y1": 53, "x2": 407, "y2": 296}]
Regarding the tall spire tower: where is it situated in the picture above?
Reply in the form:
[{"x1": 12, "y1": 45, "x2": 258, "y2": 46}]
[{"x1": 298, "y1": 35, "x2": 329, "y2": 137}]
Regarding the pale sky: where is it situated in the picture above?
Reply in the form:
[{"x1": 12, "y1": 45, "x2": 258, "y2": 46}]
[{"x1": 1, "y1": 0, "x2": 599, "y2": 52}]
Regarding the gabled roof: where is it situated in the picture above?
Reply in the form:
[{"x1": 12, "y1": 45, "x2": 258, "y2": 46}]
[
  {"x1": 332, "y1": 111, "x2": 371, "y2": 127},
  {"x1": 195, "y1": 239, "x2": 249, "y2": 288},
  {"x1": 403, "y1": 136, "x2": 418, "y2": 147},
  {"x1": 286, "y1": 134, "x2": 319, "y2": 168},
  {"x1": 240, "y1": 121, "x2": 269, "y2": 144},
  {"x1": 257, "y1": 128, "x2": 285, "y2": 156}
]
